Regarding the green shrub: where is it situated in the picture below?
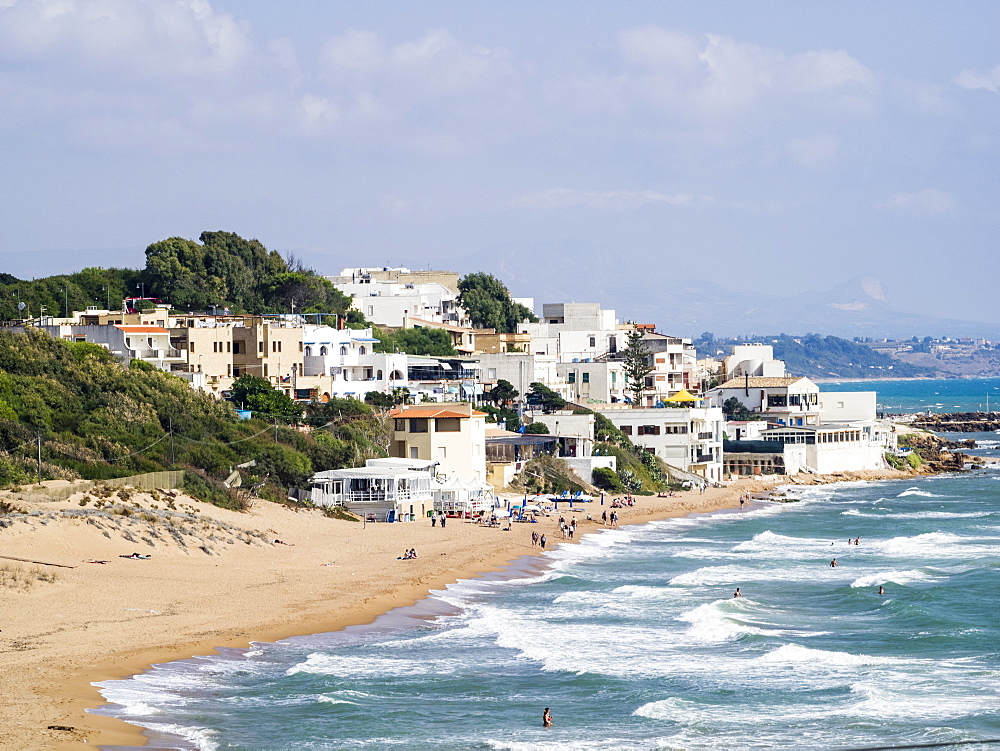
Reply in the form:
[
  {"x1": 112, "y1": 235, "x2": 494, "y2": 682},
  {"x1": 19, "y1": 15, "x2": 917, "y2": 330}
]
[
  {"x1": 906, "y1": 451, "x2": 923, "y2": 469},
  {"x1": 591, "y1": 466, "x2": 623, "y2": 492}
]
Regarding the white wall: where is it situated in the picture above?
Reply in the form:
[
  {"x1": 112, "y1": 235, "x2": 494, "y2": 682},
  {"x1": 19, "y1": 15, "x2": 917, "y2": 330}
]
[{"x1": 818, "y1": 391, "x2": 877, "y2": 423}]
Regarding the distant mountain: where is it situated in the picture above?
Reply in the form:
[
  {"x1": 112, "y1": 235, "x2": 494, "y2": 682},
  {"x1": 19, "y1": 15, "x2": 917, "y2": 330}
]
[{"x1": 433, "y1": 241, "x2": 1000, "y2": 340}]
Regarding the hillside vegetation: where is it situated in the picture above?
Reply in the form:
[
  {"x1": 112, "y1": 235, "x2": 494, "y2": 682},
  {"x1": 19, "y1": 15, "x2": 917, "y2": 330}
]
[
  {"x1": 0, "y1": 329, "x2": 388, "y2": 507},
  {"x1": 0, "y1": 230, "x2": 349, "y2": 321},
  {"x1": 696, "y1": 333, "x2": 936, "y2": 380}
]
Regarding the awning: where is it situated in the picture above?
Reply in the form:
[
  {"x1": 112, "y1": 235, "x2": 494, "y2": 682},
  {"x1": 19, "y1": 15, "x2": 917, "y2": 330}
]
[{"x1": 666, "y1": 389, "x2": 700, "y2": 402}]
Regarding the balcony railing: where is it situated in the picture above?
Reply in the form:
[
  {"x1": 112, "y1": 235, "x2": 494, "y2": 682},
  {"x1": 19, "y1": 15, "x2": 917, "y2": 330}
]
[{"x1": 698, "y1": 431, "x2": 715, "y2": 440}]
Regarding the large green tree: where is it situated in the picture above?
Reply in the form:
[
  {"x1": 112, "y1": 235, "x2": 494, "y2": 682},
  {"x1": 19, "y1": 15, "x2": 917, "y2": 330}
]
[
  {"x1": 526, "y1": 382, "x2": 566, "y2": 412},
  {"x1": 229, "y1": 374, "x2": 303, "y2": 422},
  {"x1": 374, "y1": 327, "x2": 457, "y2": 356},
  {"x1": 486, "y1": 379, "x2": 518, "y2": 409},
  {"x1": 143, "y1": 231, "x2": 350, "y2": 315},
  {"x1": 457, "y1": 272, "x2": 537, "y2": 332},
  {"x1": 622, "y1": 331, "x2": 654, "y2": 407}
]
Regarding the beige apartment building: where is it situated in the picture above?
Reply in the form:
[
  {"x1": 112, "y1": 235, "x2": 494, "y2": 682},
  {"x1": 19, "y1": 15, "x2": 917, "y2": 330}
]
[
  {"x1": 170, "y1": 315, "x2": 304, "y2": 398},
  {"x1": 388, "y1": 404, "x2": 487, "y2": 483}
]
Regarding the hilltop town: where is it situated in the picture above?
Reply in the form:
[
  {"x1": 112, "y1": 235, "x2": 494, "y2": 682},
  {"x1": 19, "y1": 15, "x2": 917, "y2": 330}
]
[{"x1": 0, "y1": 232, "x2": 933, "y2": 522}]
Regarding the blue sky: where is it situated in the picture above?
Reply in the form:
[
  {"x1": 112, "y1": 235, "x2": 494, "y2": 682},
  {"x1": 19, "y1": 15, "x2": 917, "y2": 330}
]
[{"x1": 0, "y1": 0, "x2": 997, "y2": 324}]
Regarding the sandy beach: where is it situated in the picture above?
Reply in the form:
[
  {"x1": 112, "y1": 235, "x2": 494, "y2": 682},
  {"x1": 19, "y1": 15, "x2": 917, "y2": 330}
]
[{"x1": 0, "y1": 470, "x2": 907, "y2": 749}]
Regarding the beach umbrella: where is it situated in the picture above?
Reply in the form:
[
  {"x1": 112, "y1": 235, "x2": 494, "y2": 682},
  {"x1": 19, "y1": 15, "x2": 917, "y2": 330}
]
[{"x1": 666, "y1": 389, "x2": 700, "y2": 403}]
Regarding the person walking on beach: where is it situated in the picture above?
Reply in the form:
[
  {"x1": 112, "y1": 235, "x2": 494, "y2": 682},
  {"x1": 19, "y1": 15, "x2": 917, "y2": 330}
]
[
  {"x1": 543, "y1": 707, "x2": 553, "y2": 727},
  {"x1": 440, "y1": 514, "x2": 446, "y2": 529},
  {"x1": 602, "y1": 510, "x2": 607, "y2": 526},
  {"x1": 431, "y1": 513, "x2": 437, "y2": 527},
  {"x1": 540, "y1": 534, "x2": 547, "y2": 549},
  {"x1": 531, "y1": 530, "x2": 539, "y2": 547}
]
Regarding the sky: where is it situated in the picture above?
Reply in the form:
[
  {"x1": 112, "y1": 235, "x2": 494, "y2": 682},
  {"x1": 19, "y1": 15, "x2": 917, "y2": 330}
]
[{"x1": 1, "y1": 0, "x2": 997, "y2": 325}]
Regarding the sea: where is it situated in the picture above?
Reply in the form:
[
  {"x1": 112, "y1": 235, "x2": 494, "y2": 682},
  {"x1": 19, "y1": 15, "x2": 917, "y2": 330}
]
[
  {"x1": 824, "y1": 376, "x2": 1000, "y2": 415},
  {"x1": 94, "y1": 380, "x2": 1000, "y2": 751}
]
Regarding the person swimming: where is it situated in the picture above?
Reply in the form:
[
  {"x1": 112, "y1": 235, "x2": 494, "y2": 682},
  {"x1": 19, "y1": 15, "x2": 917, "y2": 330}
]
[
  {"x1": 543, "y1": 707, "x2": 553, "y2": 727},
  {"x1": 733, "y1": 588, "x2": 743, "y2": 598},
  {"x1": 831, "y1": 558, "x2": 839, "y2": 567},
  {"x1": 878, "y1": 585, "x2": 885, "y2": 595}
]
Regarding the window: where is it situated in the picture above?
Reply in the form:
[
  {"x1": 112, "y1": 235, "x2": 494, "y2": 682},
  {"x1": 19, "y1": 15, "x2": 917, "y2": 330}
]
[
  {"x1": 582, "y1": 372, "x2": 590, "y2": 383},
  {"x1": 664, "y1": 425, "x2": 688, "y2": 434},
  {"x1": 358, "y1": 346, "x2": 366, "y2": 355},
  {"x1": 189, "y1": 342, "x2": 195, "y2": 352},
  {"x1": 488, "y1": 368, "x2": 497, "y2": 379},
  {"x1": 395, "y1": 419, "x2": 407, "y2": 431},
  {"x1": 409, "y1": 446, "x2": 419, "y2": 459},
  {"x1": 620, "y1": 425, "x2": 633, "y2": 435},
  {"x1": 339, "y1": 346, "x2": 347, "y2": 356},
  {"x1": 299, "y1": 342, "x2": 303, "y2": 352},
  {"x1": 320, "y1": 346, "x2": 328, "y2": 356},
  {"x1": 568, "y1": 372, "x2": 576, "y2": 383},
  {"x1": 304, "y1": 346, "x2": 312, "y2": 357},
  {"x1": 589, "y1": 336, "x2": 596, "y2": 347},
  {"x1": 611, "y1": 371, "x2": 617, "y2": 384},
  {"x1": 226, "y1": 341, "x2": 231, "y2": 353},
  {"x1": 637, "y1": 425, "x2": 660, "y2": 435},
  {"x1": 436, "y1": 417, "x2": 461, "y2": 432},
  {"x1": 263, "y1": 364, "x2": 268, "y2": 377},
  {"x1": 377, "y1": 370, "x2": 383, "y2": 380},
  {"x1": 410, "y1": 418, "x2": 428, "y2": 433},
  {"x1": 258, "y1": 341, "x2": 264, "y2": 353},
  {"x1": 438, "y1": 447, "x2": 447, "y2": 459},
  {"x1": 213, "y1": 342, "x2": 218, "y2": 353},
  {"x1": 233, "y1": 342, "x2": 240, "y2": 354},
  {"x1": 232, "y1": 367, "x2": 240, "y2": 377}
]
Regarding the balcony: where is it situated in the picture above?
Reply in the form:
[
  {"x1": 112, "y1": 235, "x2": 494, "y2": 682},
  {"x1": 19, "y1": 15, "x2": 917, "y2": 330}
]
[
  {"x1": 696, "y1": 453, "x2": 715, "y2": 464},
  {"x1": 698, "y1": 431, "x2": 715, "y2": 440}
]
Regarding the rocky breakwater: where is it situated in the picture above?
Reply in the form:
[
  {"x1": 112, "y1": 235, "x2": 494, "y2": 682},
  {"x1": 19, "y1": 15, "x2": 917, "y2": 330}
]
[
  {"x1": 910, "y1": 412, "x2": 1000, "y2": 433},
  {"x1": 897, "y1": 431, "x2": 982, "y2": 473}
]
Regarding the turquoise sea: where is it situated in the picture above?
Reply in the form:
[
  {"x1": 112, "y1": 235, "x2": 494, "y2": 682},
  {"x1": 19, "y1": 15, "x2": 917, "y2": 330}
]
[
  {"x1": 825, "y1": 377, "x2": 1000, "y2": 414},
  {"x1": 96, "y1": 459, "x2": 1000, "y2": 749}
]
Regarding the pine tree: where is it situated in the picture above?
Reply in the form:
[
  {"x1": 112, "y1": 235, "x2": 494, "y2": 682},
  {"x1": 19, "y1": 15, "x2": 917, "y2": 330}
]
[{"x1": 622, "y1": 331, "x2": 654, "y2": 407}]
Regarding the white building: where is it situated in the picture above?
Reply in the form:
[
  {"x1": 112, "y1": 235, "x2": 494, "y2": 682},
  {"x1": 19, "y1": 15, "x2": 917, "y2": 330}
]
[
  {"x1": 296, "y1": 325, "x2": 408, "y2": 400},
  {"x1": 38, "y1": 323, "x2": 186, "y2": 371},
  {"x1": 723, "y1": 423, "x2": 892, "y2": 477},
  {"x1": 518, "y1": 303, "x2": 622, "y2": 360},
  {"x1": 330, "y1": 270, "x2": 466, "y2": 328},
  {"x1": 708, "y1": 376, "x2": 821, "y2": 427},
  {"x1": 308, "y1": 461, "x2": 434, "y2": 521},
  {"x1": 722, "y1": 344, "x2": 787, "y2": 381},
  {"x1": 594, "y1": 405, "x2": 725, "y2": 483}
]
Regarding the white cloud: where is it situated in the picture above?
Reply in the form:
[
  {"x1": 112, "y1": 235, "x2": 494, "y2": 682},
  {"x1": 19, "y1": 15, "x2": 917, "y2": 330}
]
[
  {"x1": 507, "y1": 188, "x2": 711, "y2": 211},
  {"x1": 882, "y1": 188, "x2": 957, "y2": 215},
  {"x1": 607, "y1": 26, "x2": 876, "y2": 117},
  {"x1": 0, "y1": 0, "x2": 252, "y2": 78},
  {"x1": 320, "y1": 28, "x2": 513, "y2": 97},
  {"x1": 954, "y1": 63, "x2": 1000, "y2": 93},
  {"x1": 788, "y1": 134, "x2": 839, "y2": 170}
]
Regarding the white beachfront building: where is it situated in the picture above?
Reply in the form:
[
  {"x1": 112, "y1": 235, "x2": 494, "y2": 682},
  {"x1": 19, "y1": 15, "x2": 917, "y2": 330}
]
[{"x1": 593, "y1": 404, "x2": 725, "y2": 483}]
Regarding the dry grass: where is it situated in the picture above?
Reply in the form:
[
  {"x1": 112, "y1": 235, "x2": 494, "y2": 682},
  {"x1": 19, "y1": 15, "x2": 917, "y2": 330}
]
[{"x1": 0, "y1": 562, "x2": 57, "y2": 592}]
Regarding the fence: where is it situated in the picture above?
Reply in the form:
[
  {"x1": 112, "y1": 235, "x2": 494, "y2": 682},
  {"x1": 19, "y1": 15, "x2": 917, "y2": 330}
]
[{"x1": 3, "y1": 470, "x2": 186, "y2": 502}]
